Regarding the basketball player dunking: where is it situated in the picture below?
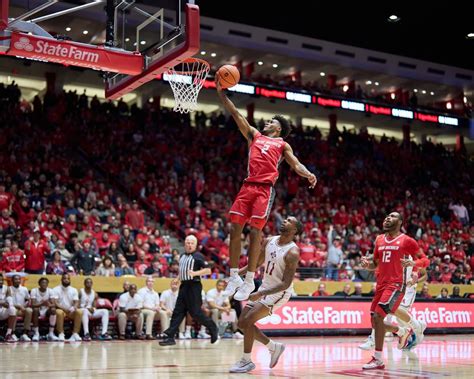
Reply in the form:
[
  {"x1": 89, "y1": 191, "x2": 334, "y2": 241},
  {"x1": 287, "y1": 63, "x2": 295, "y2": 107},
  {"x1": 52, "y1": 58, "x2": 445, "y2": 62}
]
[
  {"x1": 361, "y1": 212, "x2": 426, "y2": 370},
  {"x1": 229, "y1": 216, "x2": 302, "y2": 373},
  {"x1": 216, "y1": 74, "x2": 317, "y2": 301}
]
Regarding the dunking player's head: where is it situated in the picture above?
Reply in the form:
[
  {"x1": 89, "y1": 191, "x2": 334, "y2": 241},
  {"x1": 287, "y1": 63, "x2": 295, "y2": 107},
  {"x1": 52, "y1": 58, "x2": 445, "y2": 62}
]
[
  {"x1": 382, "y1": 212, "x2": 403, "y2": 233},
  {"x1": 279, "y1": 216, "x2": 303, "y2": 238},
  {"x1": 262, "y1": 115, "x2": 291, "y2": 139},
  {"x1": 184, "y1": 235, "x2": 198, "y2": 254}
]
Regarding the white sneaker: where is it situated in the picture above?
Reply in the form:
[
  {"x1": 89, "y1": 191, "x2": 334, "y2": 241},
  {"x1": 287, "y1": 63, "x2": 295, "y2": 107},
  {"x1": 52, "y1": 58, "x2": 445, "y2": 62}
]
[
  {"x1": 58, "y1": 333, "x2": 65, "y2": 342},
  {"x1": 234, "y1": 281, "x2": 255, "y2": 301},
  {"x1": 67, "y1": 333, "x2": 82, "y2": 342},
  {"x1": 48, "y1": 333, "x2": 59, "y2": 341},
  {"x1": 397, "y1": 327, "x2": 413, "y2": 350},
  {"x1": 362, "y1": 356, "x2": 385, "y2": 370},
  {"x1": 20, "y1": 334, "x2": 31, "y2": 342},
  {"x1": 407, "y1": 320, "x2": 427, "y2": 350},
  {"x1": 269, "y1": 342, "x2": 285, "y2": 368},
  {"x1": 11, "y1": 334, "x2": 19, "y2": 342},
  {"x1": 184, "y1": 331, "x2": 192, "y2": 339},
  {"x1": 178, "y1": 332, "x2": 186, "y2": 339},
  {"x1": 32, "y1": 333, "x2": 40, "y2": 342},
  {"x1": 222, "y1": 275, "x2": 244, "y2": 298},
  {"x1": 197, "y1": 331, "x2": 210, "y2": 339},
  {"x1": 359, "y1": 336, "x2": 375, "y2": 350},
  {"x1": 229, "y1": 358, "x2": 256, "y2": 373},
  {"x1": 233, "y1": 331, "x2": 244, "y2": 339}
]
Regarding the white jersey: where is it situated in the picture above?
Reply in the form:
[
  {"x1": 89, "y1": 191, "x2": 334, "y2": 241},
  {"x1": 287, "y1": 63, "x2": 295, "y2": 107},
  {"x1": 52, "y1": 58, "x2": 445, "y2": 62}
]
[
  {"x1": 0, "y1": 285, "x2": 10, "y2": 302},
  {"x1": 31, "y1": 287, "x2": 56, "y2": 314},
  {"x1": 260, "y1": 236, "x2": 297, "y2": 292},
  {"x1": 79, "y1": 289, "x2": 96, "y2": 309}
]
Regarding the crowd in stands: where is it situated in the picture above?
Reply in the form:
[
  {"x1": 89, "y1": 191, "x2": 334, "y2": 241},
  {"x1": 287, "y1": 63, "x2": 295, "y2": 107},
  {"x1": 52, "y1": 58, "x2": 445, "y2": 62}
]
[{"x1": 0, "y1": 81, "x2": 473, "y2": 288}]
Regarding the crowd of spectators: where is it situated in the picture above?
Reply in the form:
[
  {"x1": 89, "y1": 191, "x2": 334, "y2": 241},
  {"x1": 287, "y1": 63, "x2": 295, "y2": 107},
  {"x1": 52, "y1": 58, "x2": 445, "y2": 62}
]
[{"x1": 0, "y1": 82, "x2": 473, "y2": 287}]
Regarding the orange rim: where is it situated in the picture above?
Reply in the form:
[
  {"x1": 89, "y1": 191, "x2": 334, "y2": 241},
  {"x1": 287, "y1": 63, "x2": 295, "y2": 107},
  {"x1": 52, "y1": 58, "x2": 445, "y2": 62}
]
[{"x1": 168, "y1": 57, "x2": 210, "y2": 75}]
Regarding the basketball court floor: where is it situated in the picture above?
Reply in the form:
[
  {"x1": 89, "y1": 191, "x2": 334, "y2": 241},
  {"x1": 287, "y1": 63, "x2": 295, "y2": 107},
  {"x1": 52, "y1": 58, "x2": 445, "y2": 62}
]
[{"x1": 1, "y1": 334, "x2": 473, "y2": 378}]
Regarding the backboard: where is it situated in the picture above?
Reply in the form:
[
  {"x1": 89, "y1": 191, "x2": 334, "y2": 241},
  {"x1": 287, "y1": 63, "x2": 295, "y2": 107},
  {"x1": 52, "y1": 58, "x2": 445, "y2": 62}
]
[{"x1": 0, "y1": 0, "x2": 200, "y2": 100}]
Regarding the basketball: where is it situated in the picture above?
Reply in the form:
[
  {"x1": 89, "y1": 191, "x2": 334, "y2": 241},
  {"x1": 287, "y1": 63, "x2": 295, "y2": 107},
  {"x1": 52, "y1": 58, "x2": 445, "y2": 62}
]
[{"x1": 217, "y1": 65, "x2": 240, "y2": 89}]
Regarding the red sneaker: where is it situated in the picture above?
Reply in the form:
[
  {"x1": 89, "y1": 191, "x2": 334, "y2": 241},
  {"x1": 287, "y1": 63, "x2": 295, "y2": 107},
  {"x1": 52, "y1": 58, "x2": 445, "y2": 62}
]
[{"x1": 362, "y1": 356, "x2": 385, "y2": 370}]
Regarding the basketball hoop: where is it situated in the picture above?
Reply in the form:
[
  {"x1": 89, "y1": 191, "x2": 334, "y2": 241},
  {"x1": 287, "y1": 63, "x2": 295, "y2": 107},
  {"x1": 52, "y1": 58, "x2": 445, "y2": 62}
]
[{"x1": 165, "y1": 57, "x2": 210, "y2": 113}]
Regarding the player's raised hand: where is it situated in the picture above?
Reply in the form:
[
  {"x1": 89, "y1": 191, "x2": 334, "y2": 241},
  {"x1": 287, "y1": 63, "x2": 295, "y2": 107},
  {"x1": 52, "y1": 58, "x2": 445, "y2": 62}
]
[
  {"x1": 215, "y1": 72, "x2": 223, "y2": 92},
  {"x1": 308, "y1": 173, "x2": 317, "y2": 189}
]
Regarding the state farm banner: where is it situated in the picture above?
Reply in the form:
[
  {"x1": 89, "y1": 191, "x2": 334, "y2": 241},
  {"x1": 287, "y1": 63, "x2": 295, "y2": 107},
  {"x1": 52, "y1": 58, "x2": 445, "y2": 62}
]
[
  {"x1": 256, "y1": 299, "x2": 474, "y2": 332},
  {"x1": 7, "y1": 32, "x2": 143, "y2": 75}
]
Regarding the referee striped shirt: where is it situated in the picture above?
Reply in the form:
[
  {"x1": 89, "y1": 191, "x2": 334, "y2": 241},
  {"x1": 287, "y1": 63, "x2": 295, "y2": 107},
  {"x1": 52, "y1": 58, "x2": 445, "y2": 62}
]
[{"x1": 178, "y1": 251, "x2": 208, "y2": 282}]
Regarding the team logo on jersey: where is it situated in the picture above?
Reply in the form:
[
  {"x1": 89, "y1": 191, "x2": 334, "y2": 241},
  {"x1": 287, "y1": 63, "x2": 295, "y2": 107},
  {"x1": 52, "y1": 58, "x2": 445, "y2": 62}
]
[{"x1": 270, "y1": 251, "x2": 277, "y2": 259}]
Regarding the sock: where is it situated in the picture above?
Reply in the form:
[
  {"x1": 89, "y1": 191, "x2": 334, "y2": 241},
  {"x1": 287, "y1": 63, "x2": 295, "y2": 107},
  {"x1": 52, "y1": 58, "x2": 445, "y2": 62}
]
[
  {"x1": 230, "y1": 268, "x2": 239, "y2": 277},
  {"x1": 374, "y1": 350, "x2": 382, "y2": 360},
  {"x1": 242, "y1": 353, "x2": 251, "y2": 361},
  {"x1": 200, "y1": 325, "x2": 206, "y2": 332},
  {"x1": 49, "y1": 327, "x2": 55, "y2": 334},
  {"x1": 266, "y1": 340, "x2": 276, "y2": 351},
  {"x1": 186, "y1": 326, "x2": 192, "y2": 333},
  {"x1": 49, "y1": 315, "x2": 56, "y2": 328},
  {"x1": 408, "y1": 318, "x2": 420, "y2": 330},
  {"x1": 7, "y1": 328, "x2": 12, "y2": 335},
  {"x1": 245, "y1": 271, "x2": 255, "y2": 283},
  {"x1": 33, "y1": 327, "x2": 39, "y2": 334}
]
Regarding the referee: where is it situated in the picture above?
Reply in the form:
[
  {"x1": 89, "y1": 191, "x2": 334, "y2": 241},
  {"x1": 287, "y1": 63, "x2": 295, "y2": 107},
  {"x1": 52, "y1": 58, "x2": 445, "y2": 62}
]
[{"x1": 159, "y1": 235, "x2": 218, "y2": 346}]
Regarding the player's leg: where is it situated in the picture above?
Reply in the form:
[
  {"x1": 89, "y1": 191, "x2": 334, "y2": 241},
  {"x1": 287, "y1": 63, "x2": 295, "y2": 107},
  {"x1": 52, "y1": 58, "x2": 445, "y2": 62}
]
[
  {"x1": 46, "y1": 307, "x2": 58, "y2": 341},
  {"x1": 94, "y1": 309, "x2": 111, "y2": 339},
  {"x1": 230, "y1": 304, "x2": 269, "y2": 373},
  {"x1": 82, "y1": 308, "x2": 92, "y2": 340},
  {"x1": 225, "y1": 184, "x2": 258, "y2": 297},
  {"x1": 363, "y1": 288, "x2": 386, "y2": 369},
  {"x1": 394, "y1": 306, "x2": 426, "y2": 349},
  {"x1": 32, "y1": 307, "x2": 40, "y2": 341}
]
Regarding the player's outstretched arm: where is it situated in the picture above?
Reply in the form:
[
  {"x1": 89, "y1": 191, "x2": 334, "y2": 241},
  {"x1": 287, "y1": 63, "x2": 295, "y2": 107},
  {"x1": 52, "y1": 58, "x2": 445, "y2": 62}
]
[
  {"x1": 249, "y1": 247, "x2": 300, "y2": 300},
  {"x1": 283, "y1": 144, "x2": 317, "y2": 189},
  {"x1": 215, "y1": 73, "x2": 258, "y2": 143}
]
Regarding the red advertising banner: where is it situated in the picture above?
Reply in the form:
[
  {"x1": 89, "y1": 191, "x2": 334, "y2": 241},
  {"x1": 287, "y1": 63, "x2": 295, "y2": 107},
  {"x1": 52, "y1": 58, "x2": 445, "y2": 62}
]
[
  {"x1": 7, "y1": 32, "x2": 143, "y2": 75},
  {"x1": 256, "y1": 300, "x2": 474, "y2": 331}
]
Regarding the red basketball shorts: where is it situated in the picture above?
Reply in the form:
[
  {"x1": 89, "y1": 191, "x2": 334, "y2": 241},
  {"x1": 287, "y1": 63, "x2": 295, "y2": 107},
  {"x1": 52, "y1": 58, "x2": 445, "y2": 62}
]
[
  {"x1": 370, "y1": 283, "x2": 405, "y2": 317},
  {"x1": 229, "y1": 183, "x2": 275, "y2": 230}
]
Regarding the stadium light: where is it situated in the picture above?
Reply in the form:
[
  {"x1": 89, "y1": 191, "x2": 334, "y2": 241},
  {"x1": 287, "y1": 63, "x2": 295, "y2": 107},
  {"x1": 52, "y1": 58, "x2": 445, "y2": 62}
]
[
  {"x1": 257, "y1": 61, "x2": 264, "y2": 66},
  {"x1": 320, "y1": 72, "x2": 326, "y2": 77},
  {"x1": 388, "y1": 14, "x2": 400, "y2": 22},
  {"x1": 446, "y1": 102, "x2": 452, "y2": 110}
]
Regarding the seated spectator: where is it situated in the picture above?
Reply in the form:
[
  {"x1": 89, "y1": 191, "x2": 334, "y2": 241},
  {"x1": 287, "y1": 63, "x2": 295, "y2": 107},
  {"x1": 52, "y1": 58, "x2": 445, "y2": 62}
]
[
  {"x1": 0, "y1": 273, "x2": 17, "y2": 342},
  {"x1": 451, "y1": 286, "x2": 462, "y2": 299},
  {"x1": 144, "y1": 258, "x2": 164, "y2": 277},
  {"x1": 312, "y1": 283, "x2": 329, "y2": 297},
  {"x1": 46, "y1": 251, "x2": 68, "y2": 275},
  {"x1": 71, "y1": 241, "x2": 98, "y2": 275},
  {"x1": 440, "y1": 266, "x2": 453, "y2": 283},
  {"x1": 10, "y1": 274, "x2": 33, "y2": 341},
  {"x1": 95, "y1": 255, "x2": 115, "y2": 277},
  {"x1": 115, "y1": 254, "x2": 134, "y2": 276},
  {"x1": 56, "y1": 239, "x2": 73, "y2": 263},
  {"x1": 2, "y1": 240, "x2": 25, "y2": 273},
  {"x1": 351, "y1": 282, "x2": 363, "y2": 297},
  {"x1": 450, "y1": 270, "x2": 465, "y2": 285},
  {"x1": 108, "y1": 242, "x2": 123, "y2": 260},
  {"x1": 53, "y1": 273, "x2": 83, "y2": 342},
  {"x1": 167, "y1": 261, "x2": 180, "y2": 278},
  {"x1": 159, "y1": 279, "x2": 185, "y2": 337},
  {"x1": 333, "y1": 284, "x2": 351, "y2": 297},
  {"x1": 363, "y1": 283, "x2": 376, "y2": 297},
  {"x1": 138, "y1": 277, "x2": 161, "y2": 339},
  {"x1": 134, "y1": 251, "x2": 149, "y2": 276},
  {"x1": 298, "y1": 237, "x2": 317, "y2": 267},
  {"x1": 118, "y1": 283, "x2": 144, "y2": 340},
  {"x1": 30, "y1": 277, "x2": 59, "y2": 341},
  {"x1": 436, "y1": 287, "x2": 450, "y2": 299},
  {"x1": 79, "y1": 278, "x2": 112, "y2": 341},
  {"x1": 417, "y1": 283, "x2": 432, "y2": 299},
  {"x1": 206, "y1": 279, "x2": 238, "y2": 337}
]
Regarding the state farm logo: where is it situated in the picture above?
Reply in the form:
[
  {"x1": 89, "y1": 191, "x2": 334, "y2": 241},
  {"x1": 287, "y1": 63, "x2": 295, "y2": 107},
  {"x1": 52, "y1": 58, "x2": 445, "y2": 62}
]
[
  {"x1": 13, "y1": 35, "x2": 100, "y2": 64},
  {"x1": 14, "y1": 37, "x2": 33, "y2": 52}
]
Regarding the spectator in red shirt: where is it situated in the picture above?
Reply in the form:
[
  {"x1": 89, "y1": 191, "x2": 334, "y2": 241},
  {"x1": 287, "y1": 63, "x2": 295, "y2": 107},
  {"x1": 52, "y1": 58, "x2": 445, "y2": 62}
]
[
  {"x1": 24, "y1": 230, "x2": 50, "y2": 274},
  {"x1": 451, "y1": 242, "x2": 466, "y2": 265},
  {"x1": 2, "y1": 240, "x2": 25, "y2": 273},
  {"x1": 134, "y1": 251, "x2": 149, "y2": 276},
  {"x1": 205, "y1": 230, "x2": 224, "y2": 259},
  {"x1": 440, "y1": 266, "x2": 452, "y2": 283},
  {"x1": 333, "y1": 205, "x2": 350, "y2": 226},
  {"x1": 0, "y1": 184, "x2": 13, "y2": 211},
  {"x1": 125, "y1": 201, "x2": 145, "y2": 235},
  {"x1": 417, "y1": 283, "x2": 432, "y2": 299},
  {"x1": 312, "y1": 283, "x2": 330, "y2": 297},
  {"x1": 298, "y1": 237, "x2": 317, "y2": 267}
]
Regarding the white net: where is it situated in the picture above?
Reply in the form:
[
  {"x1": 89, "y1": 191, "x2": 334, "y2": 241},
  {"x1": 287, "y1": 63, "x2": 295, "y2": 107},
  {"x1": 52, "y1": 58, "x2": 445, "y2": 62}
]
[{"x1": 165, "y1": 58, "x2": 210, "y2": 114}]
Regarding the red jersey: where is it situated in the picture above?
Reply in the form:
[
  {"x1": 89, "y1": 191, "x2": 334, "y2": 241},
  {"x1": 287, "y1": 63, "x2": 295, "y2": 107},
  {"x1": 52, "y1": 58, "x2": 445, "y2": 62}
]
[
  {"x1": 245, "y1": 131, "x2": 285, "y2": 185},
  {"x1": 374, "y1": 233, "x2": 419, "y2": 287}
]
